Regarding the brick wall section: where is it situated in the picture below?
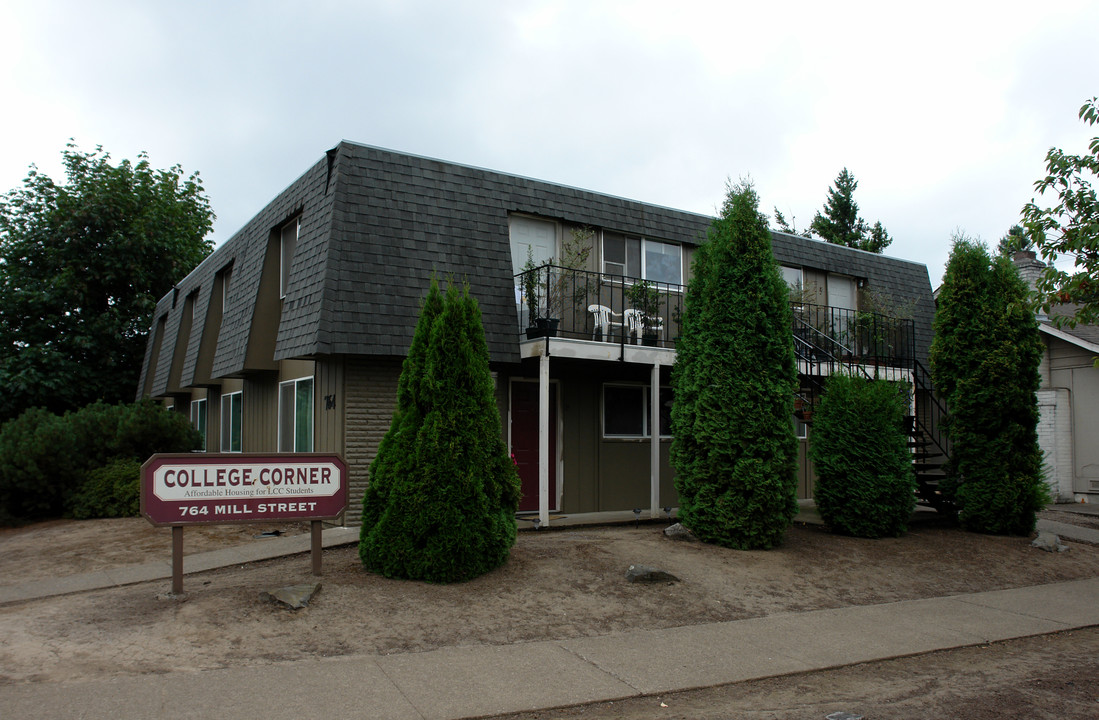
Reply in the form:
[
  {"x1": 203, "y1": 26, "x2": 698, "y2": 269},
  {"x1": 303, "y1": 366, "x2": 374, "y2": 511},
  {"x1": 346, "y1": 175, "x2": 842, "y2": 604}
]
[
  {"x1": 1037, "y1": 387, "x2": 1074, "y2": 501},
  {"x1": 343, "y1": 357, "x2": 402, "y2": 525}
]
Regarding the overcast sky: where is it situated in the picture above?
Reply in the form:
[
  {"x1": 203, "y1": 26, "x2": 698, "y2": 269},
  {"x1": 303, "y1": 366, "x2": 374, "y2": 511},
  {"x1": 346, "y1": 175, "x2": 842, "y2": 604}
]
[{"x1": 2, "y1": 1, "x2": 1096, "y2": 287}]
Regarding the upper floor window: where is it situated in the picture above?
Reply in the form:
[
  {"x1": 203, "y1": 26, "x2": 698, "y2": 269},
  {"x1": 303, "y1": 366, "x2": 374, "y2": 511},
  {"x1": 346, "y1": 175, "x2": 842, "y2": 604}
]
[
  {"x1": 780, "y1": 265, "x2": 803, "y2": 290},
  {"x1": 280, "y1": 218, "x2": 299, "y2": 299},
  {"x1": 603, "y1": 234, "x2": 681, "y2": 286},
  {"x1": 279, "y1": 377, "x2": 314, "y2": 452},
  {"x1": 220, "y1": 264, "x2": 233, "y2": 310}
]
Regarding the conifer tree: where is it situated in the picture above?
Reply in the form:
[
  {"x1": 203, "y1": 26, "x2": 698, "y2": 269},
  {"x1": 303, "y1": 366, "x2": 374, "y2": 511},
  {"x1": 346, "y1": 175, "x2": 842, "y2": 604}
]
[
  {"x1": 670, "y1": 180, "x2": 799, "y2": 550},
  {"x1": 359, "y1": 281, "x2": 521, "y2": 582},
  {"x1": 930, "y1": 237, "x2": 1048, "y2": 535},
  {"x1": 359, "y1": 278, "x2": 443, "y2": 536},
  {"x1": 809, "y1": 168, "x2": 892, "y2": 253}
]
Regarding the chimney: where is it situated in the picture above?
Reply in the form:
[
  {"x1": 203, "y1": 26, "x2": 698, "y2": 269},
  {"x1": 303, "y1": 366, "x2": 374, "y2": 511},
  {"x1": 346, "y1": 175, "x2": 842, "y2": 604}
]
[
  {"x1": 1011, "y1": 250, "x2": 1048, "y2": 321},
  {"x1": 1011, "y1": 250, "x2": 1044, "y2": 292}
]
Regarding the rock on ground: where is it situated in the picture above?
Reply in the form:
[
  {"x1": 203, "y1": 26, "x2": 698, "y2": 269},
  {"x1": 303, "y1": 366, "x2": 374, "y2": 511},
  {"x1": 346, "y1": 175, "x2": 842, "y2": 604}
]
[
  {"x1": 663, "y1": 523, "x2": 696, "y2": 541},
  {"x1": 625, "y1": 564, "x2": 680, "y2": 583},
  {"x1": 260, "y1": 582, "x2": 321, "y2": 609},
  {"x1": 1031, "y1": 532, "x2": 1069, "y2": 553}
]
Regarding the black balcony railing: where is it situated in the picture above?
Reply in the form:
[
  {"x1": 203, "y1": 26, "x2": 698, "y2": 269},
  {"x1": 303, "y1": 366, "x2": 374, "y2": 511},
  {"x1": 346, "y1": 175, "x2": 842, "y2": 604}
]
[
  {"x1": 514, "y1": 264, "x2": 684, "y2": 349},
  {"x1": 791, "y1": 302, "x2": 915, "y2": 368},
  {"x1": 514, "y1": 264, "x2": 917, "y2": 367}
]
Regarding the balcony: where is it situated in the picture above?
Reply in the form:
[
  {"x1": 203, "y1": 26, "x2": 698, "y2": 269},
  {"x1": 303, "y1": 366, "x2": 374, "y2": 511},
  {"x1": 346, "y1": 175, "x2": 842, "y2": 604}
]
[
  {"x1": 515, "y1": 264, "x2": 683, "y2": 351},
  {"x1": 513, "y1": 264, "x2": 915, "y2": 369},
  {"x1": 792, "y1": 302, "x2": 915, "y2": 369}
]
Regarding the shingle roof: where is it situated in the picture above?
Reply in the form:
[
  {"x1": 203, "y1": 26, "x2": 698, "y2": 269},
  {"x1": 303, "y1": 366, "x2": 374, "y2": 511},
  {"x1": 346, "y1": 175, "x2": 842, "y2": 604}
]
[
  {"x1": 309, "y1": 143, "x2": 716, "y2": 364},
  {"x1": 139, "y1": 143, "x2": 937, "y2": 389},
  {"x1": 212, "y1": 156, "x2": 334, "y2": 377},
  {"x1": 1044, "y1": 304, "x2": 1099, "y2": 348}
]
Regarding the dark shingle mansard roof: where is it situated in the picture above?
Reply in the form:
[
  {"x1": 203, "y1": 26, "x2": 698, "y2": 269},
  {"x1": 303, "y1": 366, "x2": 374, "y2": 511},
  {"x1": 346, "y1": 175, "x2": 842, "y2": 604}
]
[
  {"x1": 310, "y1": 142, "x2": 718, "y2": 364},
  {"x1": 139, "y1": 143, "x2": 937, "y2": 392},
  {"x1": 214, "y1": 156, "x2": 336, "y2": 378}
]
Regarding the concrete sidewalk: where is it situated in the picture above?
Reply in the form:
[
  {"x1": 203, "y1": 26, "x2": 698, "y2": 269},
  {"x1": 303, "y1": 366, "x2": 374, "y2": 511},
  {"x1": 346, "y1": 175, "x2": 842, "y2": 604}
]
[
  {"x1": 3, "y1": 511, "x2": 1098, "y2": 719},
  {"x1": 1, "y1": 577, "x2": 1097, "y2": 720}
]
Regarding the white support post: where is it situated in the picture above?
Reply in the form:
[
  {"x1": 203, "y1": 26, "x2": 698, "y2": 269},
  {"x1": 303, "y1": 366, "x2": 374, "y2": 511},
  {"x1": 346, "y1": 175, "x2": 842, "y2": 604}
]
[
  {"x1": 650, "y1": 362, "x2": 661, "y2": 519},
  {"x1": 539, "y1": 351, "x2": 550, "y2": 529}
]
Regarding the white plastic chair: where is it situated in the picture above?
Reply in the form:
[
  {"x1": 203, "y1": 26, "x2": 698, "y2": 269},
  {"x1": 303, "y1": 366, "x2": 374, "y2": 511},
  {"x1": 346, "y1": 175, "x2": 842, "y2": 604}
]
[
  {"x1": 623, "y1": 308, "x2": 664, "y2": 343},
  {"x1": 588, "y1": 304, "x2": 623, "y2": 341}
]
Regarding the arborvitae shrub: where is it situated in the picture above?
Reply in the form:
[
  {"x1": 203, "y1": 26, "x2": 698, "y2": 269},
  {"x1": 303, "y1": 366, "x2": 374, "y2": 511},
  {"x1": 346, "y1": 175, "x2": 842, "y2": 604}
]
[
  {"x1": 670, "y1": 181, "x2": 799, "y2": 550},
  {"x1": 360, "y1": 282, "x2": 521, "y2": 582},
  {"x1": 70, "y1": 458, "x2": 143, "y2": 519},
  {"x1": 360, "y1": 278, "x2": 444, "y2": 539},
  {"x1": 931, "y1": 239, "x2": 1048, "y2": 535},
  {"x1": 810, "y1": 374, "x2": 916, "y2": 538}
]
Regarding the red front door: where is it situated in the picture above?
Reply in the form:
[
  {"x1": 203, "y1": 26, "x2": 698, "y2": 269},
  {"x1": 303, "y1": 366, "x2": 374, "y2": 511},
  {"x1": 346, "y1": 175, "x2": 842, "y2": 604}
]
[{"x1": 510, "y1": 380, "x2": 557, "y2": 512}]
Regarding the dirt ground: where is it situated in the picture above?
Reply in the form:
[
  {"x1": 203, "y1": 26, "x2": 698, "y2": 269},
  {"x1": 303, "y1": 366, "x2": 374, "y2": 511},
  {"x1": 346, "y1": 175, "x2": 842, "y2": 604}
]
[{"x1": 2, "y1": 507, "x2": 1098, "y2": 718}]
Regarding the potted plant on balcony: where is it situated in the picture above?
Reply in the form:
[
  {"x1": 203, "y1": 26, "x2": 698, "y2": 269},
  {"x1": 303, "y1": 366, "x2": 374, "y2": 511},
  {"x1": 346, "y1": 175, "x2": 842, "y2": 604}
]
[
  {"x1": 558, "y1": 226, "x2": 595, "y2": 325},
  {"x1": 626, "y1": 279, "x2": 662, "y2": 346},
  {"x1": 522, "y1": 248, "x2": 558, "y2": 339}
]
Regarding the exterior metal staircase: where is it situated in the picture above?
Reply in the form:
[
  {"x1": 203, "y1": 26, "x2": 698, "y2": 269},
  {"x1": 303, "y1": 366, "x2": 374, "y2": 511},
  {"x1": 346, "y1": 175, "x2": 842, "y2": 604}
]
[
  {"x1": 791, "y1": 310, "x2": 952, "y2": 512},
  {"x1": 909, "y1": 360, "x2": 952, "y2": 511}
]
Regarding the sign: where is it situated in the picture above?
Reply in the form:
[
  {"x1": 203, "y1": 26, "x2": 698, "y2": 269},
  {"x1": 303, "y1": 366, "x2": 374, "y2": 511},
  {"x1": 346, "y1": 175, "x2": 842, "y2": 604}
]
[{"x1": 142, "y1": 454, "x2": 348, "y2": 526}]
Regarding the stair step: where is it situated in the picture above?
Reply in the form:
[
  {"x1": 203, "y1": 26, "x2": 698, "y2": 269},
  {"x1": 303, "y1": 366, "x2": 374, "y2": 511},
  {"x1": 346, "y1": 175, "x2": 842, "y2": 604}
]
[{"x1": 914, "y1": 465, "x2": 946, "y2": 473}]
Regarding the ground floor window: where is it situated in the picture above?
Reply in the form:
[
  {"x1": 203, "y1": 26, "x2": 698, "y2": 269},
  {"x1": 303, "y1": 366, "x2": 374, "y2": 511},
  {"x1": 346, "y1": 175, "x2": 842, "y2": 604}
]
[
  {"x1": 602, "y1": 384, "x2": 673, "y2": 438},
  {"x1": 221, "y1": 391, "x2": 242, "y2": 452},
  {"x1": 190, "y1": 398, "x2": 207, "y2": 451},
  {"x1": 279, "y1": 377, "x2": 314, "y2": 452}
]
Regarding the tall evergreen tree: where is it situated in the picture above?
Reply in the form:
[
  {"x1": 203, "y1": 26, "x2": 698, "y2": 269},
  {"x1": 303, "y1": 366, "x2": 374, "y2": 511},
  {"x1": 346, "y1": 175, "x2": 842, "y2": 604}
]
[
  {"x1": 359, "y1": 281, "x2": 520, "y2": 582},
  {"x1": 930, "y1": 236, "x2": 1047, "y2": 535},
  {"x1": 670, "y1": 180, "x2": 799, "y2": 550},
  {"x1": 996, "y1": 225, "x2": 1030, "y2": 257},
  {"x1": 809, "y1": 168, "x2": 892, "y2": 253},
  {"x1": 772, "y1": 207, "x2": 799, "y2": 235},
  {"x1": 359, "y1": 278, "x2": 444, "y2": 536}
]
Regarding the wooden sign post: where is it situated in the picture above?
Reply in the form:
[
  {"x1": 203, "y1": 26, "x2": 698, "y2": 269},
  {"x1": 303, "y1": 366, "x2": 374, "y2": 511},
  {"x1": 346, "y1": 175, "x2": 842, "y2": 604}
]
[{"x1": 141, "y1": 454, "x2": 348, "y2": 595}]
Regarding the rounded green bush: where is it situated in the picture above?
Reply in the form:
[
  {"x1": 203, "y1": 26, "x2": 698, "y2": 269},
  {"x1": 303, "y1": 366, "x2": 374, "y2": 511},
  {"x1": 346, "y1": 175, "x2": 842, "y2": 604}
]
[
  {"x1": 810, "y1": 374, "x2": 916, "y2": 538},
  {"x1": 0, "y1": 399, "x2": 200, "y2": 524},
  {"x1": 70, "y1": 458, "x2": 143, "y2": 519}
]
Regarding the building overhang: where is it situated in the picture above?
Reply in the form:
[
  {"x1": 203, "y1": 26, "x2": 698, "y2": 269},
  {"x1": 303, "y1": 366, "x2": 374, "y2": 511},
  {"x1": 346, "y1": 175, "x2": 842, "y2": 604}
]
[{"x1": 1039, "y1": 323, "x2": 1099, "y2": 355}]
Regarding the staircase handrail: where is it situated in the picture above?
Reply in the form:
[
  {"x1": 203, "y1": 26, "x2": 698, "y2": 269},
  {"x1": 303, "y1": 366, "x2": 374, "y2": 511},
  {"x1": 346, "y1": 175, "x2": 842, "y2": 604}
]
[{"x1": 911, "y1": 359, "x2": 950, "y2": 459}]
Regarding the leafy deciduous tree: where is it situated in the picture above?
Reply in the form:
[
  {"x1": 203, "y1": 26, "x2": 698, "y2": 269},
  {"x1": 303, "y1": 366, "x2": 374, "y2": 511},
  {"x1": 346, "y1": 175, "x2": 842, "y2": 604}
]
[
  {"x1": 670, "y1": 180, "x2": 799, "y2": 550},
  {"x1": 1022, "y1": 97, "x2": 1099, "y2": 327},
  {"x1": 930, "y1": 236, "x2": 1048, "y2": 535},
  {"x1": 809, "y1": 168, "x2": 893, "y2": 253},
  {"x1": 0, "y1": 144, "x2": 214, "y2": 421},
  {"x1": 359, "y1": 280, "x2": 521, "y2": 582}
]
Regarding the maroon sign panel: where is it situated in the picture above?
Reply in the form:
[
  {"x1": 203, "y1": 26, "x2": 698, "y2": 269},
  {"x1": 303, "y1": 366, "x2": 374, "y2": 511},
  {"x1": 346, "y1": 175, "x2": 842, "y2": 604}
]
[{"x1": 142, "y1": 454, "x2": 348, "y2": 526}]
